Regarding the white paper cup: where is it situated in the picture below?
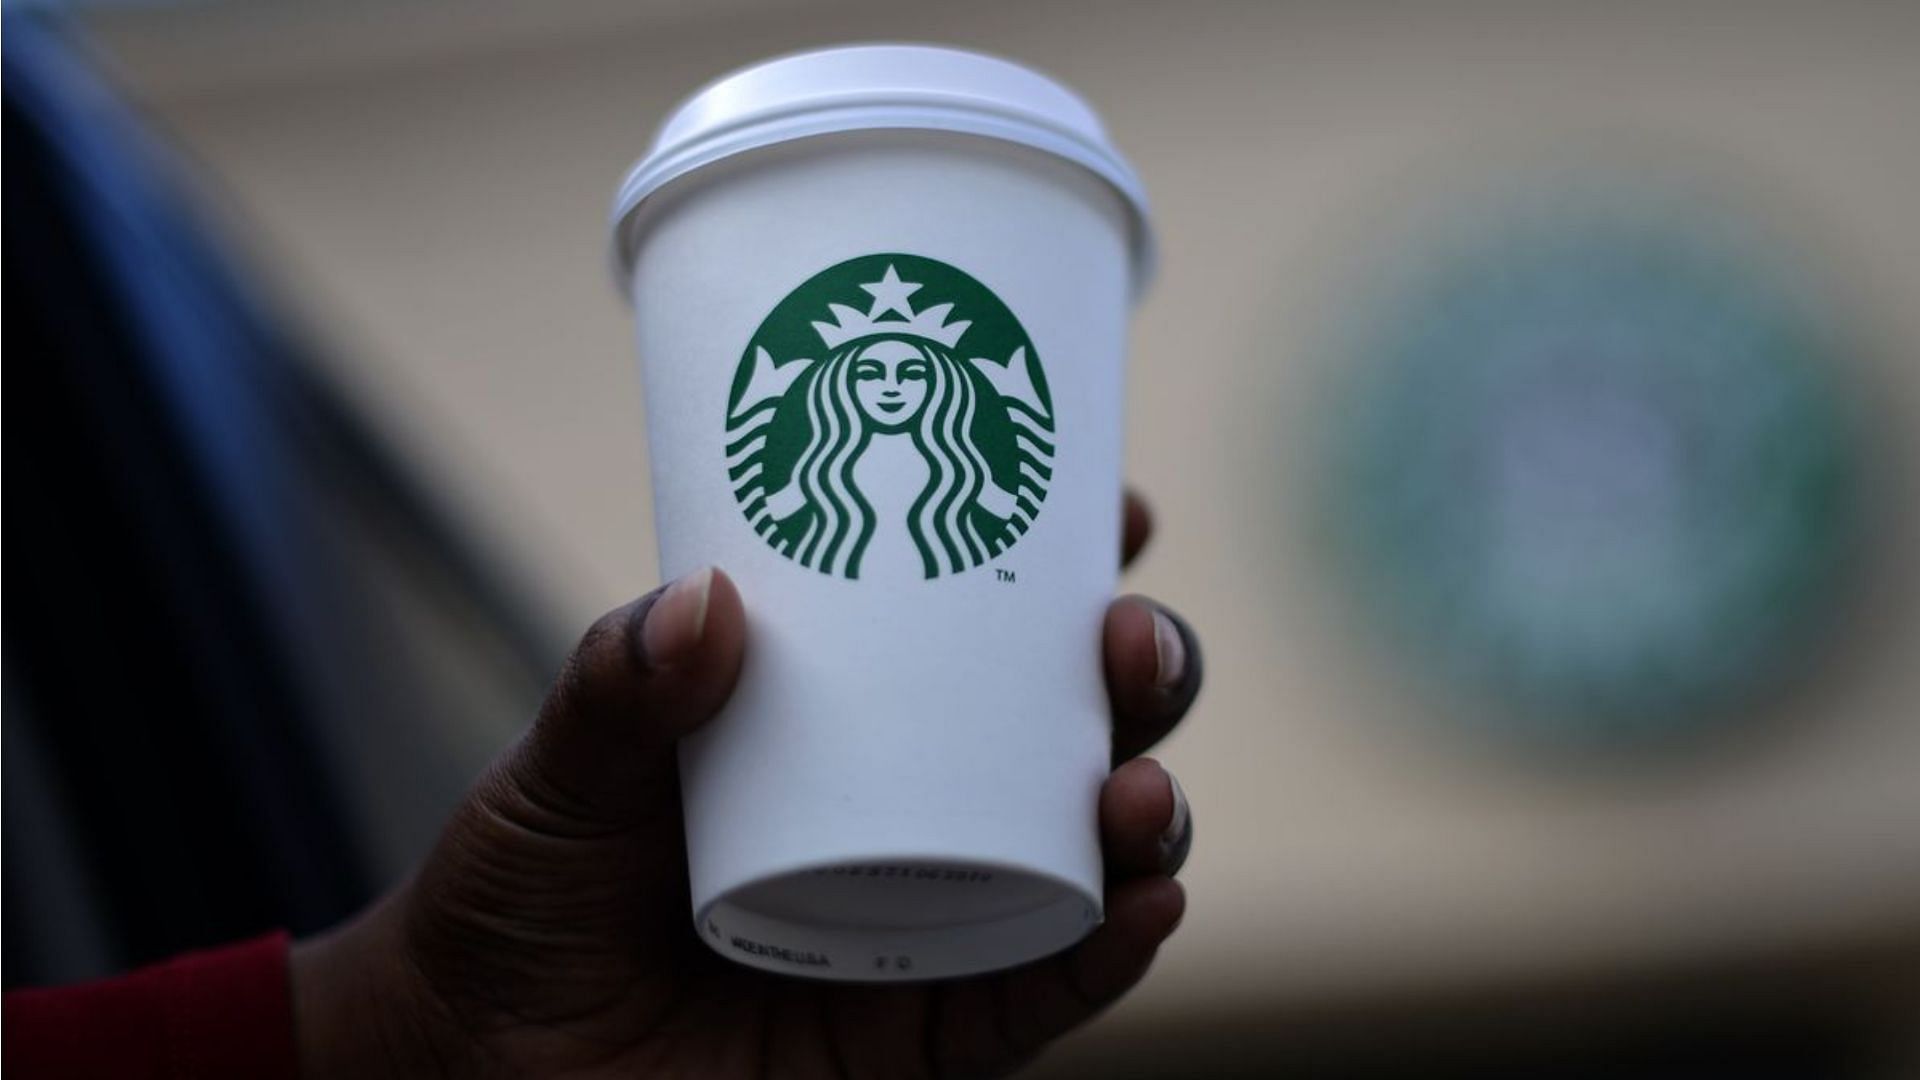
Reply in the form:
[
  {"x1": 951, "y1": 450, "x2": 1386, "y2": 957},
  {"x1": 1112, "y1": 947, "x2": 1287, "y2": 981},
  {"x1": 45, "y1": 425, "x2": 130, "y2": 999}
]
[{"x1": 610, "y1": 45, "x2": 1154, "y2": 981}]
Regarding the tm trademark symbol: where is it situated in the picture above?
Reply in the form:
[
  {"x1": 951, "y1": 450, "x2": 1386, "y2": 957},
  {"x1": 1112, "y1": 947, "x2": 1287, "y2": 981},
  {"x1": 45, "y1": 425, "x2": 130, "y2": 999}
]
[{"x1": 995, "y1": 568, "x2": 1017, "y2": 583}]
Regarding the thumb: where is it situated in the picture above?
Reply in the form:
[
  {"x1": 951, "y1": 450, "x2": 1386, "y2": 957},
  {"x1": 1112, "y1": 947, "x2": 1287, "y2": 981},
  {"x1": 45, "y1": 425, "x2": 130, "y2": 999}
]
[
  {"x1": 508, "y1": 566, "x2": 747, "y2": 825},
  {"x1": 341, "y1": 571, "x2": 745, "y2": 1062}
]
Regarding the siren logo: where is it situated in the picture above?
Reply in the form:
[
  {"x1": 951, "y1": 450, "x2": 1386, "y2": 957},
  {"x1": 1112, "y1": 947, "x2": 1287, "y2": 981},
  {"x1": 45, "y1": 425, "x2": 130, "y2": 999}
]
[{"x1": 725, "y1": 254, "x2": 1055, "y2": 580}]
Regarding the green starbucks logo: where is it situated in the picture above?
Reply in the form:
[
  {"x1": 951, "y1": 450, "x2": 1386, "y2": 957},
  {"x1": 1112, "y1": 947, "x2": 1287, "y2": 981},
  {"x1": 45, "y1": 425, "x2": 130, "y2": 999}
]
[{"x1": 726, "y1": 254, "x2": 1055, "y2": 580}]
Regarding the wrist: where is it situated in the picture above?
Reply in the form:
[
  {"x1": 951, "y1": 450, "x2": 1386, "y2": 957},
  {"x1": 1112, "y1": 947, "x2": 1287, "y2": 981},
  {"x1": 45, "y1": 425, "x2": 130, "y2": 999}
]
[{"x1": 290, "y1": 894, "x2": 462, "y2": 1079}]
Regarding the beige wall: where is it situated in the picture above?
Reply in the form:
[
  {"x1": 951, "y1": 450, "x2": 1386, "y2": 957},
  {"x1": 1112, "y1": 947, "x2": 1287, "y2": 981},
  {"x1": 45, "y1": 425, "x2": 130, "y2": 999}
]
[{"x1": 82, "y1": 0, "x2": 1920, "y2": 1066}]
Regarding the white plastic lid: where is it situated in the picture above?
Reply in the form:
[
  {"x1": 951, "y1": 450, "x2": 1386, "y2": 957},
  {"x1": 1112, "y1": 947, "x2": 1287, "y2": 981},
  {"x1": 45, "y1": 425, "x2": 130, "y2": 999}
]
[{"x1": 610, "y1": 44, "x2": 1156, "y2": 296}]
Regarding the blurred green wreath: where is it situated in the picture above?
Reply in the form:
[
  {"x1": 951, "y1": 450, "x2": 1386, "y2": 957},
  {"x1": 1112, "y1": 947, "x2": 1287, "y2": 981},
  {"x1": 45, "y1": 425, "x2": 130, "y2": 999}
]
[{"x1": 1322, "y1": 184, "x2": 1861, "y2": 742}]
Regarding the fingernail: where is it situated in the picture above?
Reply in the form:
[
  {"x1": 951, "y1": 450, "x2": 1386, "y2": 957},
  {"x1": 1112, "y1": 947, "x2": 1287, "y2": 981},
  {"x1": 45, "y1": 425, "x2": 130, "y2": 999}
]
[
  {"x1": 642, "y1": 566, "x2": 714, "y2": 670},
  {"x1": 1158, "y1": 769, "x2": 1192, "y2": 875},
  {"x1": 1151, "y1": 607, "x2": 1186, "y2": 690}
]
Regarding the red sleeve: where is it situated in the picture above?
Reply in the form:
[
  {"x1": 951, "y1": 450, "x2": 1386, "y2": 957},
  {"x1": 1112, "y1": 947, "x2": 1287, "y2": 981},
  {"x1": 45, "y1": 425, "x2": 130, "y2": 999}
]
[{"x1": 4, "y1": 932, "x2": 299, "y2": 1080}]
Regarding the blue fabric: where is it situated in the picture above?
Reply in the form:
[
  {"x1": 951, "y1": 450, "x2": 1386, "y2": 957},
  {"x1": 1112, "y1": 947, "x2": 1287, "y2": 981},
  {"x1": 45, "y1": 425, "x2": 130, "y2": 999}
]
[{"x1": 3, "y1": 16, "x2": 556, "y2": 985}]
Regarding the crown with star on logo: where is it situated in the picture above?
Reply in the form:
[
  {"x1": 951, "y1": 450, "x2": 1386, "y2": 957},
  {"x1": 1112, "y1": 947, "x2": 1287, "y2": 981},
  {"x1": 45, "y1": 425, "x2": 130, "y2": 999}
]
[{"x1": 811, "y1": 264, "x2": 971, "y2": 350}]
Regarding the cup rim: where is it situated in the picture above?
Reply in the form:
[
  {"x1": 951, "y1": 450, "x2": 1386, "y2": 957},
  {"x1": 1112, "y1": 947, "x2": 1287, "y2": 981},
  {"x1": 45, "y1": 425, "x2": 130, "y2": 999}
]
[{"x1": 608, "y1": 44, "x2": 1157, "y2": 300}]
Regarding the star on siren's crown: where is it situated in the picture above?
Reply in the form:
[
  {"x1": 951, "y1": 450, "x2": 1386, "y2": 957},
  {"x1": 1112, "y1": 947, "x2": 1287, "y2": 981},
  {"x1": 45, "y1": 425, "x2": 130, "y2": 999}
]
[{"x1": 812, "y1": 264, "x2": 971, "y2": 350}]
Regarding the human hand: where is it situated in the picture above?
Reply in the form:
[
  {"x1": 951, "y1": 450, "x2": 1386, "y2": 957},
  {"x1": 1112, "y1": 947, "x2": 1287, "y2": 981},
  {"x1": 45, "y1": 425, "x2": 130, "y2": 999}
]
[{"x1": 292, "y1": 491, "x2": 1200, "y2": 1079}]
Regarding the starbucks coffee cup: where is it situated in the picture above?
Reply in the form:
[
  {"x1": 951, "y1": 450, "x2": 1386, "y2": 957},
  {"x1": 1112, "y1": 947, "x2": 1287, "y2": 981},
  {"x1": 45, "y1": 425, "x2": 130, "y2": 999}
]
[{"x1": 610, "y1": 44, "x2": 1154, "y2": 981}]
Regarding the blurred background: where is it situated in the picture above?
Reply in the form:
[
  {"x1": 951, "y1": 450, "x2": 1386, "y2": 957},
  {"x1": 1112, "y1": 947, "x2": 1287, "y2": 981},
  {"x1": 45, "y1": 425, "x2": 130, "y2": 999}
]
[{"x1": 6, "y1": 0, "x2": 1919, "y2": 1074}]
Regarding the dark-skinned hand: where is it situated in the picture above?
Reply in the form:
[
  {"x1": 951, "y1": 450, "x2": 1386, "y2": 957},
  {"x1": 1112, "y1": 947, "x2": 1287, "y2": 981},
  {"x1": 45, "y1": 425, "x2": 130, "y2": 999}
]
[{"x1": 292, "y1": 490, "x2": 1201, "y2": 1079}]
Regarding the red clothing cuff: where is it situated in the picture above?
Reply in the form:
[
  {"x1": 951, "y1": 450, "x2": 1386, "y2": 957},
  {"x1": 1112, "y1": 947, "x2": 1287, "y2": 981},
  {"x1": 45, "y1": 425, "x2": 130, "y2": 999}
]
[{"x1": 5, "y1": 932, "x2": 298, "y2": 1080}]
